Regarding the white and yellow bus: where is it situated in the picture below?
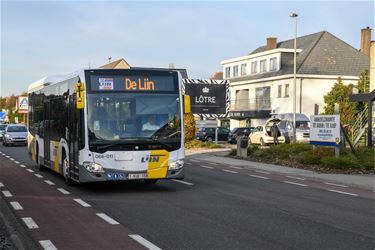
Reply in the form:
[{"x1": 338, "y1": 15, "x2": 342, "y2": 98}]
[{"x1": 28, "y1": 68, "x2": 190, "y2": 185}]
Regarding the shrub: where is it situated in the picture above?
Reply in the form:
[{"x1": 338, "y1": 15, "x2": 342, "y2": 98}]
[
  {"x1": 267, "y1": 143, "x2": 312, "y2": 160},
  {"x1": 230, "y1": 148, "x2": 237, "y2": 156},
  {"x1": 295, "y1": 151, "x2": 320, "y2": 165},
  {"x1": 321, "y1": 155, "x2": 360, "y2": 169},
  {"x1": 247, "y1": 145, "x2": 259, "y2": 156},
  {"x1": 355, "y1": 147, "x2": 375, "y2": 171},
  {"x1": 252, "y1": 148, "x2": 274, "y2": 160},
  {"x1": 185, "y1": 139, "x2": 222, "y2": 149},
  {"x1": 184, "y1": 112, "x2": 196, "y2": 142},
  {"x1": 313, "y1": 147, "x2": 335, "y2": 158}
]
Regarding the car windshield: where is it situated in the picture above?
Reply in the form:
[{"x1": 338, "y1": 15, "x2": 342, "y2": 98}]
[
  {"x1": 87, "y1": 93, "x2": 181, "y2": 145},
  {"x1": 296, "y1": 121, "x2": 309, "y2": 129},
  {"x1": 7, "y1": 126, "x2": 27, "y2": 132}
]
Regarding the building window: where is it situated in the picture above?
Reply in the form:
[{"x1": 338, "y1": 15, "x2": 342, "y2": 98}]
[
  {"x1": 285, "y1": 84, "x2": 290, "y2": 97},
  {"x1": 277, "y1": 85, "x2": 282, "y2": 98},
  {"x1": 260, "y1": 59, "x2": 267, "y2": 73},
  {"x1": 270, "y1": 57, "x2": 277, "y2": 71},
  {"x1": 251, "y1": 62, "x2": 257, "y2": 74},
  {"x1": 241, "y1": 64, "x2": 247, "y2": 76},
  {"x1": 255, "y1": 87, "x2": 271, "y2": 109},
  {"x1": 225, "y1": 67, "x2": 231, "y2": 78},
  {"x1": 233, "y1": 65, "x2": 239, "y2": 77}
]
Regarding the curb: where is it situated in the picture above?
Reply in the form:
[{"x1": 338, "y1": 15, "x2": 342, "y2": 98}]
[{"x1": 0, "y1": 196, "x2": 39, "y2": 250}]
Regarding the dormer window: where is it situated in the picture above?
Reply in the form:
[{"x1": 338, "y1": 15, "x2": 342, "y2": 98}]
[
  {"x1": 225, "y1": 67, "x2": 231, "y2": 78},
  {"x1": 251, "y1": 62, "x2": 257, "y2": 74},
  {"x1": 233, "y1": 65, "x2": 239, "y2": 77},
  {"x1": 241, "y1": 64, "x2": 247, "y2": 76},
  {"x1": 270, "y1": 57, "x2": 278, "y2": 71},
  {"x1": 260, "y1": 59, "x2": 267, "y2": 73}
]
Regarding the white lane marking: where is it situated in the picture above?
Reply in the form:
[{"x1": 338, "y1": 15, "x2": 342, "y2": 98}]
[
  {"x1": 39, "y1": 240, "x2": 58, "y2": 250},
  {"x1": 9, "y1": 158, "x2": 14, "y2": 161},
  {"x1": 20, "y1": 164, "x2": 26, "y2": 168},
  {"x1": 286, "y1": 176, "x2": 306, "y2": 181},
  {"x1": 2, "y1": 191, "x2": 12, "y2": 197},
  {"x1": 57, "y1": 188, "x2": 70, "y2": 194},
  {"x1": 5, "y1": 155, "x2": 10, "y2": 158},
  {"x1": 249, "y1": 174, "x2": 269, "y2": 180},
  {"x1": 254, "y1": 170, "x2": 270, "y2": 175},
  {"x1": 22, "y1": 217, "x2": 39, "y2": 229},
  {"x1": 223, "y1": 169, "x2": 238, "y2": 174},
  {"x1": 283, "y1": 181, "x2": 308, "y2": 187},
  {"x1": 229, "y1": 166, "x2": 242, "y2": 170},
  {"x1": 26, "y1": 169, "x2": 34, "y2": 173},
  {"x1": 129, "y1": 234, "x2": 162, "y2": 250},
  {"x1": 10, "y1": 201, "x2": 23, "y2": 210},
  {"x1": 34, "y1": 174, "x2": 43, "y2": 178},
  {"x1": 199, "y1": 165, "x2": 214, "y2": 169},
  {"x1": 209, "y1": 162, "x2": 219, "y2": 165},
  {"x1": 44, "y1": 180, "x2": 55, "y2": 186},
  {"x1": 14, "y1": 161, "x2": 20, "y2": 164},
  {"x1": 0, "y1": 182, "x2": 4, "y2": 187},
  {"x1": 73, "y1": 198, "x2": 91, "y2": 207},
  {"x1": 185, "y1": 162, "x2": 192, "y2": 165},
  {"x1": 96, "y1": 213, "x2": 120, "y2": 225},
  {"x1": 324, "y1": 182, "x2": 348, "y2": 188},
  {"x1": 190, "y1": 159, "x2": 201, "y2": 163},
  {"x1": 171, "y1": 179, "x2": 194, "y2": 186},
  {"x1": 327, "y1": 189, "x2": 358, "y2": 196}
]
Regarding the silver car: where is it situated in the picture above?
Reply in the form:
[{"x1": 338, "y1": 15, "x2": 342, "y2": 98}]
[{"x1": 2, "y1": 124, "x2": 28, "y2": 146}]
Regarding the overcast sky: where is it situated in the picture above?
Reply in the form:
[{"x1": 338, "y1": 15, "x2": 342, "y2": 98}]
[{"x1": 1, "y1": 0, "x2": 374, "y2": 97}]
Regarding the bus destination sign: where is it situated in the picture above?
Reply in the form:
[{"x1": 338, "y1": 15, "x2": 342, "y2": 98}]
[{"x1": 90, "y1": 75, "x2": 175, "y2": 92}]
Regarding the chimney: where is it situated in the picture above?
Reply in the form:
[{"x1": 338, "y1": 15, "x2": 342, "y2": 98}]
[
  {"x1": 370, "y1": 41, "x2": 375, "y2": 92},
  {"x1": 266, "y1": 37, "x2": 277, "y2": 50},
  {"x1": 360, "y1": 27, "x2": 371, "y2": 56}
]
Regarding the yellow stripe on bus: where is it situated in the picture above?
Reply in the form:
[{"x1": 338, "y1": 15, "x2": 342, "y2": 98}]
[
  {"x1": 52, "y1": 141, "x2": 60, "y2": 173},
  {"x1": 147, "y1": 150, "x2": 169, "y2": 179}
]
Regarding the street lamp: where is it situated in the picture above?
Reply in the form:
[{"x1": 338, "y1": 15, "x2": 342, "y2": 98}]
[{"x1": 290, "y1": 12, "x2": 298, "y2": 143}]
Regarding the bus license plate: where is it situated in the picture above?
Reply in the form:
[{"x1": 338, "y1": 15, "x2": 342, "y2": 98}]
[{"x1": 128, "y1": 173, "x2": 148, "y2": 179}]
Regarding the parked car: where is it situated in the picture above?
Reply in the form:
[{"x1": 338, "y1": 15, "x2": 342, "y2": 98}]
[
  {"x1": 2, "y1": 124, "x2": 28, "y2": 146},
  {"x1": 0, "y1": 124, "x2": 7, "y2": 142},
  {"x1": 249, "y1": 124, "x2": 285, "y2": 146},
  {"x1": 270, "y1": 113, "x2": 310, "y2": 143},
  {"x1": 228, "y1": 127, "x2": 255, "y2": 144},
  {"x1": 196, "y1": 127, "x2": 230, "y2": 142}
]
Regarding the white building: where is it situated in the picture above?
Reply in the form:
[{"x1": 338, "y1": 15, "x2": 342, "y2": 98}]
[{"x1": 221, "y1": 29, "x2": 371, "y2": 129}]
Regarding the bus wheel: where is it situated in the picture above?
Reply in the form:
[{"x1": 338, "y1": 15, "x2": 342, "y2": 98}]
[
  {"x1": 144, "y1": 179, "x2": 158, "y2": 184},
  {"x1": 36, "y1": 145, "x2": 46, "y2": 171},
  {"x1": 63, "y1": 153, "x2": 73, "y2": 186}
]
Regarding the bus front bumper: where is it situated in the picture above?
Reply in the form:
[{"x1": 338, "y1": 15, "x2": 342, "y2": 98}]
[{"x1": 78, "y1": 165, "x2": 184, "y2": 183}]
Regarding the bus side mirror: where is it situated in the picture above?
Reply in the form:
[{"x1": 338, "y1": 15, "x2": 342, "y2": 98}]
[
  {"x1": 183, "y1": 95, "x2": 191, "y2": 114},
  {"x1": 75, "y1": 82, "x2": 85, "y2": 109}
]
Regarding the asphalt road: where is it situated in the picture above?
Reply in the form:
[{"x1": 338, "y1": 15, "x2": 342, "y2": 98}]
[{"x1": 0, "y1": 144, "x2": 374, "y2": 250}]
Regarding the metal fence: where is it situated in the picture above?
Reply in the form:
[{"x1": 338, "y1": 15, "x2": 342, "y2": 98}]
[{"x1": 229, "y1": 98, "x2": 271, "y2": 111}]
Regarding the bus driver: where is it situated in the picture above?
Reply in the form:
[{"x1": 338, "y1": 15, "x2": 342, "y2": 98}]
[{"x1": 142, "y1": 115, "x2": 160, "y2": 131}]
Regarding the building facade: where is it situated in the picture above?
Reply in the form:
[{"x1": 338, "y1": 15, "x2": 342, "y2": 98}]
[{"x1": 221, "y1": 29, "x2": 371, "y2": 129}]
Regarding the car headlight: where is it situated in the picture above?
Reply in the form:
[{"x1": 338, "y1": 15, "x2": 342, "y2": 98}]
[
  {"x1": 169, "y1": 159, "x2": 184, "y2": 170},
  {"x1": 5, "y1": 134, "x2": 11, "y2": 138},
  {"x1": 83, "y1": 162, "x2": 105, "y2": 173}
]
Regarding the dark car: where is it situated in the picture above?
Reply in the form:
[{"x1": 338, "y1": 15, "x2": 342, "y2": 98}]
[
  {"x1": 196, "y1": 127, "x2": 230, "y2": 142},
  {"x1": 228, "y1": 127, "x2": 254, "y2": 144}
]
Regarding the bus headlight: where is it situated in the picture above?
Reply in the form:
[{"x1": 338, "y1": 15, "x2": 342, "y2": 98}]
[
  {"x1": 83, "y1": 162, "x2": 105, "y2": 173},
  {"x1": 169, "y1": 159, "x2": 184, "y2": 170}
]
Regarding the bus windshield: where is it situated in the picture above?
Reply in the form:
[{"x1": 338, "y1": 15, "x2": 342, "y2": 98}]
[{"x1": 87, "y1": 93, "x2": 181, "y2": 147}]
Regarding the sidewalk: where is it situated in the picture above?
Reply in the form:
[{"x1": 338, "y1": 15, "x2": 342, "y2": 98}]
[{"x1": 187, "y1": 149, "x2": 375, "y2": 191}]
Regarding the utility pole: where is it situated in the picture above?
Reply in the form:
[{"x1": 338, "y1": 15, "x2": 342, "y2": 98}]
[{"x1": 290, "y1": 12, "x2": 298, "y2": 143}]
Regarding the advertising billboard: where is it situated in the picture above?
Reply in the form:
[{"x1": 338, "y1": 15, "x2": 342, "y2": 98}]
[
  {"x1": 310, "y1": 115, "x2": 340, "y2": 147},
  {"x1": 184, "y1": 83, "x2": 227, "y2": 114},
  {"x1": 18, "y1": 96, "x2": 28, "y2": 114}
]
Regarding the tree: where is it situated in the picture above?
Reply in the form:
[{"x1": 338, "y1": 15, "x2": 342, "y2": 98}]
[
  {"x1": 210, "y1": 71, "x2": 223, "y2": 80},
  {"x1": 184, "y1": 112, "x2": 196, "y2": 142},
  {"x1": 323, "y1": 77, "x2": 358, "y2": 127},
  {"x1": 357, "y1": 69, "x2": 370, "y2": 93}
]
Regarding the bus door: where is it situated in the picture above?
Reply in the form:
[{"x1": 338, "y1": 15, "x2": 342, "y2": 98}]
[
  {"x1": 68, "y1": 95, "x2": 80, "y2": 181},
  {"x1": 43, "y1": 99, "x2": 51, "y2": 167}
]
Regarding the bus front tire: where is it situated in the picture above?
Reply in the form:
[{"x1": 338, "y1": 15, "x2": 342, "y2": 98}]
[
  {"x1": 36, "y1": 145, "x2": 46, "y2": 171},
  {"x1": 63, "y1": 153, "x2": 74, "y2": 186}
]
